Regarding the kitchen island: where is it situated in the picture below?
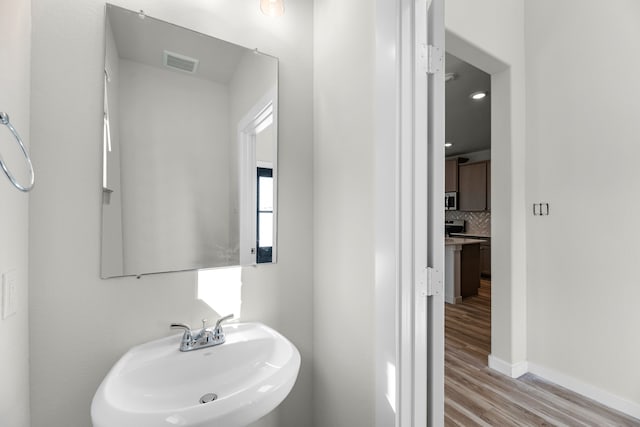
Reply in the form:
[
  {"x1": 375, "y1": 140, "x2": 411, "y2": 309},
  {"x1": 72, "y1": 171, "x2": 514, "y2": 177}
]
[{"x1": 444, "y1": 237, "x2": 485, "y2": 304}]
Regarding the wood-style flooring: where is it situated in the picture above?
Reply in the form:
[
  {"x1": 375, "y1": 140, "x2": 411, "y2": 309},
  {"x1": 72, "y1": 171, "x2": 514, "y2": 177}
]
[{"x1": 445, "y1": 279, "x2": 640, "y2": 426}]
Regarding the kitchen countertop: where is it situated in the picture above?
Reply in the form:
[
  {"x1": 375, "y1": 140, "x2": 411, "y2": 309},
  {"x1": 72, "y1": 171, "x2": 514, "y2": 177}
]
[
  {"x1": 449, "y1": 232, "x2": 491, "y2": 239},
  {"x1": 445, "y1": 237, "x2": 486, "y2": 246}
]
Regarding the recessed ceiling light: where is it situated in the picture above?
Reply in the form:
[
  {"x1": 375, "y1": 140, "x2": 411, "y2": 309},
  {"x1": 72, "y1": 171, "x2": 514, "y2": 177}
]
[
  {"x1": 470, "y1": 91, "x2": 487, "y2": 100},
  {"x1": 445, "y1": 142, "x2": 453, "y2": 148}
]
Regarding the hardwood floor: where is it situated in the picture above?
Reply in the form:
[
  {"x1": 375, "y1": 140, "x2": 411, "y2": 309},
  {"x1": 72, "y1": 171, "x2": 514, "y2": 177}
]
[{"x1": 444, "y1": 279, "x2": 640, "y2": 426}]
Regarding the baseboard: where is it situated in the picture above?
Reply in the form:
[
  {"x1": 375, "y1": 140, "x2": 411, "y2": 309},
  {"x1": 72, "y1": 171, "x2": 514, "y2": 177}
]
[
  {"x1": 444, "y1": 295, "x2": 463, "y2": 305},
  {"x1": 487, "y1": 354, "x2": 528, "y2": 378},
  {"x1": 528, "y1": 362, "x2": 640, "y2": 421},
  {"x1": 487, "y1": 356, "x2": 640, "y2": 420}
]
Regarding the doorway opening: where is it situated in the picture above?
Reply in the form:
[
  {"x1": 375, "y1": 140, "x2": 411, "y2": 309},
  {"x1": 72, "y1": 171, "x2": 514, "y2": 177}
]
[
  {"x1": 441, "y1": 28, "x2": 530, "y2": 423},
  {"x1": 443, "y1": 51, "x2": 492, "y2": 303},
  {"x1": 443, "y1": 50, "x2": 494, "y2": 419}
]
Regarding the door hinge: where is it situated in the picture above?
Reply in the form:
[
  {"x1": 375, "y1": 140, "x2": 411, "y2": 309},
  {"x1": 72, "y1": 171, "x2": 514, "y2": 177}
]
[
  {"x1": 419, "y1": 44, "x2": 443, "y2": 75},
  {"x1": 419, "y1": 267, "x2": 443, "y2": 297}
]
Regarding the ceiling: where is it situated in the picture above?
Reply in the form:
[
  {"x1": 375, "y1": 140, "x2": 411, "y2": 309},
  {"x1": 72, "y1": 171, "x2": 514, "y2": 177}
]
[
  {"x1": 108, "y1": 9, "x2": 487, "y2": 154},
  {"x1": 445, "y1": 53, "x2": 491, "y2": 157},
  {"x1": 107, "y1": 5, "x2": 248, "y2": 84}
]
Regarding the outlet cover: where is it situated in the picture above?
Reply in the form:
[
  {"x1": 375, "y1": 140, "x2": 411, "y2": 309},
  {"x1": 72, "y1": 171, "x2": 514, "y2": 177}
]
[{"x1": 2, "y1": 270, "x2": 17, "y2": 319}]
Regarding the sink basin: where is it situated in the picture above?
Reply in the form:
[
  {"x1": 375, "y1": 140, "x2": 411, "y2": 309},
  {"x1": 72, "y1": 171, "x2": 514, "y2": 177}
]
[{"x1": 91, "y1": 322, "x2": 301, "y2": 427}]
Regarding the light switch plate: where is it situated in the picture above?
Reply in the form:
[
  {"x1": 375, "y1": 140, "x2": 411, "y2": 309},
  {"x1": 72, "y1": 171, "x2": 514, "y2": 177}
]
[{"x1": 2, "y1": 269, "x2": 17, "y2": 320}]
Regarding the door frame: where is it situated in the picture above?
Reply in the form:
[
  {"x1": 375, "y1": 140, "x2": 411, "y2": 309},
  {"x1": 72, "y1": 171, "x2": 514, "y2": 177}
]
[
  {"x1": 374, "y1": 0, "x2": 445, "y2": 425},
  {"x1": 375, "y1": 3, "x2": 526, "y2": 424},
  {"x1": 445, "y1": 31, "x2": 527, "y2": 378},
  {"x1": 238, "y1": 87, "x2": 278, "y2": 266}
]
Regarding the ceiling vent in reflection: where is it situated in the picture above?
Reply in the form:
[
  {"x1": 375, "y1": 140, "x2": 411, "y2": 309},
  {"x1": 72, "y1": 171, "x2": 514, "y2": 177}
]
[{"x1": 163, "y1": 50, "x2": 199, "y2": 74}]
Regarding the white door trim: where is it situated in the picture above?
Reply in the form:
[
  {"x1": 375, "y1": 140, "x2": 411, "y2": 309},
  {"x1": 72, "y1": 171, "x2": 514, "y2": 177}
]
[
  {"x1": 425, "y1": 0, "x2": 446, "y2": 424},
  {"x1": 238, "y1": 87, "x2": 278, "y2": 266},
  {"x1": 374, "y1": 0, "x2": 445, "y2": 425}
]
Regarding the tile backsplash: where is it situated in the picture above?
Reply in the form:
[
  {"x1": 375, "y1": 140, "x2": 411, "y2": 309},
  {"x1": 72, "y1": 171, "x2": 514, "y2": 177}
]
[{"x1": 445, "y1": 210, "x2": 491, "y2": 236}]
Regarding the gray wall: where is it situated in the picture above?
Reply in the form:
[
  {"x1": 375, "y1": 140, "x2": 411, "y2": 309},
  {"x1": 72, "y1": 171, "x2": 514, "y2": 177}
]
[
  {"x1": 29, "y1": 1, "x2": 313, "y2": 426},
  {"x1": 118, "y1": 59, "x2": 233, "y2": 273},
  {"x1": 313, "y1": 0, "x2": 375, "y2": 425},
  {"x1": 0, "y1": 0, "x2": 31, "y2": 425},
  {"x1": 525, "y1": 0, "x2": 640, "y2": 413}
]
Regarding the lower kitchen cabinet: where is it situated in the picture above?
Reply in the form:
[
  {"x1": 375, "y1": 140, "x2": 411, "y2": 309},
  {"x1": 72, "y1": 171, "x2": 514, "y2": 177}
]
[
  {"x1": 445, "y1": 238, "x2": 485, "y2": 303},
  {"x1": 460, "y1": 244, "x2": 481, "y2": 298},
  {"x1": 480, "y1": 240, "x2": 491, "y2": 277}
]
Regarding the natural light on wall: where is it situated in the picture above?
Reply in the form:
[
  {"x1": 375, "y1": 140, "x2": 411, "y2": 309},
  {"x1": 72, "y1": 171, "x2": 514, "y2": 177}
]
[
  {"x1": 197, "y1": 266, "x2": 243, "y2": 319},
  {"x1": 386, "y1": 362, "x2": 397, "y2": 413},
  {"x1": 102, "y1": 70, "x2": 112, "y2": 190}
]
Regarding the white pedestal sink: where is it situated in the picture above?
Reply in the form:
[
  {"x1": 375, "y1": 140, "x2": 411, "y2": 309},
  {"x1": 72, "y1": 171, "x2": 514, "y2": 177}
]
[{"x1": 91, "y1": 322, "x2": 301, "y2": 427}]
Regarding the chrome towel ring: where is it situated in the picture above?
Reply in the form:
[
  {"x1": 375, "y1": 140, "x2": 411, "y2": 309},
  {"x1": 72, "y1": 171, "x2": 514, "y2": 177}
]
[{"x1": 0, "y1": 112, "x2": 35, "y2": 192}]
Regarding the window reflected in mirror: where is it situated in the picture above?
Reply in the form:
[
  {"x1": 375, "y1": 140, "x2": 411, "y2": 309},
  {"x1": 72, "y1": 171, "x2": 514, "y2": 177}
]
[{"x1": 257, "y1": 167, "x2": 273, "y2": 263}]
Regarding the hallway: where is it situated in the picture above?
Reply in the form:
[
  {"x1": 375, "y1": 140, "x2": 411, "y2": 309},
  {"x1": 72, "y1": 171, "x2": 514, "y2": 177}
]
[{"x1": 444, "y1": 280, "x2": 640, "y2": 426}]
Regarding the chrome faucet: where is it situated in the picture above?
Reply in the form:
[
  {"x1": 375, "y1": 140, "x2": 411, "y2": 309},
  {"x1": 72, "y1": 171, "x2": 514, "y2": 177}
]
[{"x1": 170, "y1": 314, "x2": 234, "y2": 352}]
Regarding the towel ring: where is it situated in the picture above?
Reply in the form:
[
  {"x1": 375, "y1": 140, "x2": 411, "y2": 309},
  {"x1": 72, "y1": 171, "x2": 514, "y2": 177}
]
[{"x1": 0, "y1": 112, "x2": 35, "y2": 192}]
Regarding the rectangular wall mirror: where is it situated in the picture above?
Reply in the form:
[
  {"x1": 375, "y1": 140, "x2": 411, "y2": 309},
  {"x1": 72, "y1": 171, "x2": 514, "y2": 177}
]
[{"x1": 101, "y1": 4, "x2": 279, "y2": 278}]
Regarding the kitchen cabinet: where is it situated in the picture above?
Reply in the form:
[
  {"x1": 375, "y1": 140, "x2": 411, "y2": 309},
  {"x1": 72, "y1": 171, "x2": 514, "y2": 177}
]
[
  {"x1": 460, "y1": 243, "x2": 481, "y2": 298},
  {"x1": 480, "y1": 240, "x2": 491, "y2": 277},
  {"x1": 445, "y1": 238, "x2": 483, "y2": 303},
  {"x1": 458, "y1": 161, "x2": 489, "y2": 211},
  {"x1": 445, "y1": 158, "x2": 458, "y2": 192}
]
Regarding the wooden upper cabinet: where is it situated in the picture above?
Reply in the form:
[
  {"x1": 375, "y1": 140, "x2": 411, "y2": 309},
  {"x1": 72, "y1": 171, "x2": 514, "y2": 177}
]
[
  {"x1": 458, "y1": 161, "x2": 488, "y2": 211},
  {"x1": 445, "y1": 159, "x2": 458, "y2": 192}
]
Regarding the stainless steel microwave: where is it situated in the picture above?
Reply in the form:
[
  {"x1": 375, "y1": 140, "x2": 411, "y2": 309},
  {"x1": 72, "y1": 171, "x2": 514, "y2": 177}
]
[{"x1": 445, "y1": 192, "x2": 458, "y2": 210}]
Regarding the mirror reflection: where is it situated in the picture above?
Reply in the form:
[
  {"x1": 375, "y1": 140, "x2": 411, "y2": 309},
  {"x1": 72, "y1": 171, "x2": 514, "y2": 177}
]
[{"x1": 101, "y1": 4, "x2": 278, "y2": 278}]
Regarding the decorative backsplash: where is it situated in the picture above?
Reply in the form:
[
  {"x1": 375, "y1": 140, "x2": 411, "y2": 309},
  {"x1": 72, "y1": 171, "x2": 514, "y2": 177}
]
[{"x1": 445, "y1": 210, "x2": 491, "y2": 236}]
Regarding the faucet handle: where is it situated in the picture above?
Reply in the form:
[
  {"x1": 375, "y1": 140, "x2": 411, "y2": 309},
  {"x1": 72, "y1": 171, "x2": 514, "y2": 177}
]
[
  {"x1": 170, "y1": 323, "x2": 193, "y2": 340},
  {"x1": 214, "y1": 314, "x2": 234, "y2": 330},
  {"x1": 201, "y1": 319, "x2": 208, "y2": 329},
  {"x1": 170, "y1": 322, "x2": 192, "y2": 331}
]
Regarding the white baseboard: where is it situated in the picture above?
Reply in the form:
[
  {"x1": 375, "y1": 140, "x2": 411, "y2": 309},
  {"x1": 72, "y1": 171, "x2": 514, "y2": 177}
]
[
  {"x1": 444, "y1": 296, "x2": 463, "y2": 304},
  {"x1": 528, "y1": 362, "x2": 640, "y2": 421},
  {"x1": 488, "y1": 357, "x2": 640, "y2": 420},
  {"x1": 488, "y1": 354, "x2": 528, "y2": 378}
]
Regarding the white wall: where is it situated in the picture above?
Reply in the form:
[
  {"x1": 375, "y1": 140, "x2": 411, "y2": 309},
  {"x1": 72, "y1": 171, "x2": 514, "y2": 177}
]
[
  {"x1": 118, "y1": 59, "x2": 233, "y2": 273},
  {"x1": 313, "y1": 0, "x2": 375, "y2": 425},
  {"x1": 29, "y1": 1, "x2": 313, "y2": 427},
  {"x1": 526, "y1": 0, "x2": 640, "y2": 414},
  {"x1": 445, "y1": 0, "x2": 527, "y2": 368},
  {"x1": 229, "y1": 51, "x2": 278, "y2": 126},
  {"x1": 0, "y1": 0, "x2": 31, "y2": 425},
  {"x1": 256, "y1": 124, "x2": 275, "y2": 164}
]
